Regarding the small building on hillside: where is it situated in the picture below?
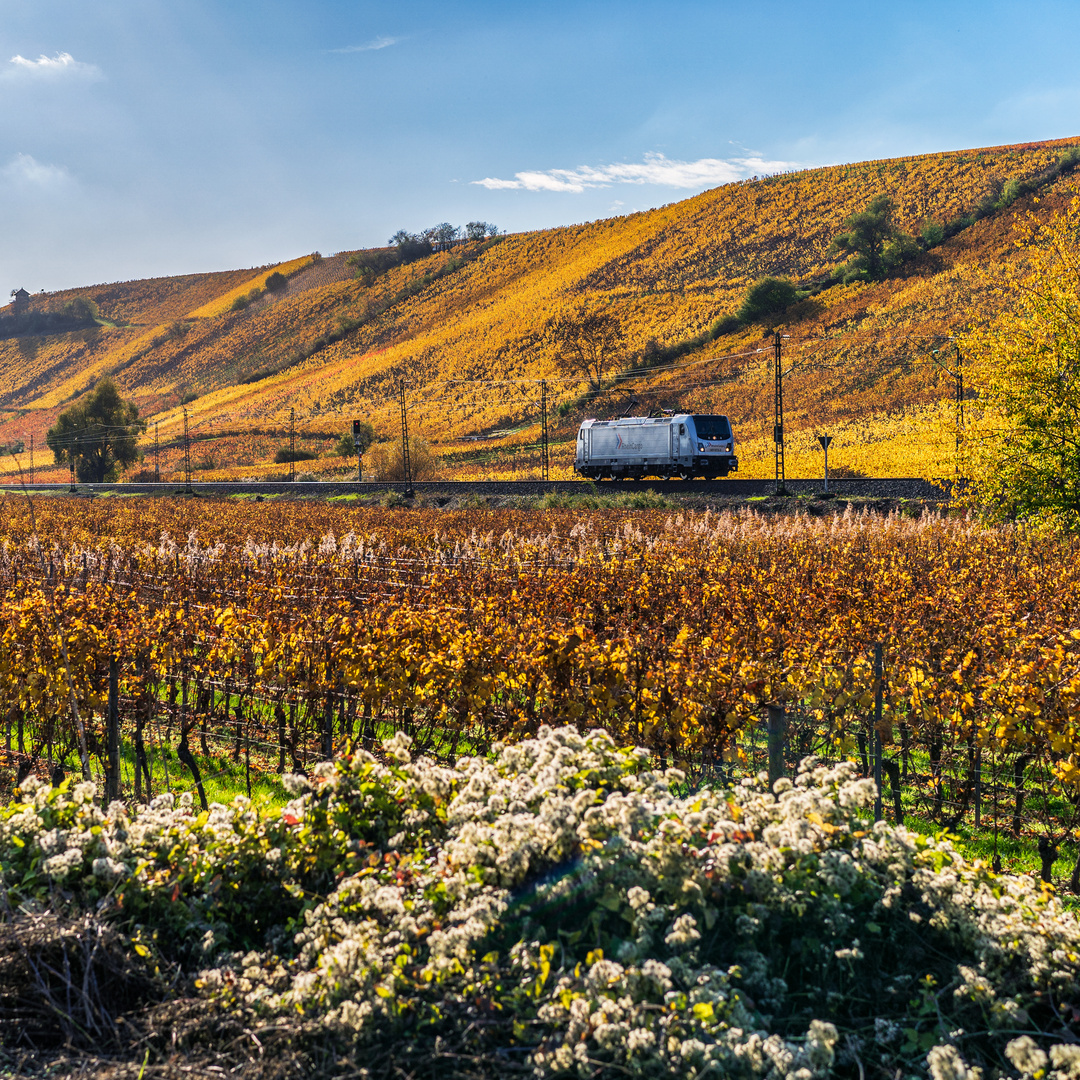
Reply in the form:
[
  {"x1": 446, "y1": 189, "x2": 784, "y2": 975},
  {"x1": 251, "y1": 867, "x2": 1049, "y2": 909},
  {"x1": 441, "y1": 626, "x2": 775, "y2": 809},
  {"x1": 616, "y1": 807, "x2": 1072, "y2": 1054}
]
[{"x1": 9, "y1": 288, "x2": 30, "y2": 313}]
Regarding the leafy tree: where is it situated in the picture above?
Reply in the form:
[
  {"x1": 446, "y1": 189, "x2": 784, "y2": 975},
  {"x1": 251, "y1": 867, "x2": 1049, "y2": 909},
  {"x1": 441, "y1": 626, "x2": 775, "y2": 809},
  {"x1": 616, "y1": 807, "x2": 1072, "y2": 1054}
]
[
  {"x1": 230, "y1": 289, "x2": 261, "y2": 312},
  {"x1": 547, "y1": 304, "x2": 624, "y2": 392},
  {"x1": 273, "y1": 447, "x2": 317, "y2": 464},
  {"x1": 958, "y1": 195, "x2": 1080, "y2": 526},
  {"x1": 60, "y1": 296, "x2": 100, "y2": 322},
  {"x1": 465, "y1": 221, "x2": 499, "y2": 241},
  {"x1": 388, "y1": 231, "x2": 432, "y2": 263},
  {"x1": 429, "y1": 223, "x2": 459, "y2": 250},
  {"x1": 265, "y1": 271, "x2": 288, "y2": 293},
  {"x1": 347, "y1": 249, "x2": 400, "y2": 283},
  {"x1": 920, "y1": 219, "x2": 945, "y2": 247},
  {"x1": 737, "y1": 277, "x2": 798, "y2": 324},
  {"x1": 828, "y1": 194, "x2": 918, "y2": 282},
  {"x1": 46, "y1": 378, "x2": 146, "y2": 482}
]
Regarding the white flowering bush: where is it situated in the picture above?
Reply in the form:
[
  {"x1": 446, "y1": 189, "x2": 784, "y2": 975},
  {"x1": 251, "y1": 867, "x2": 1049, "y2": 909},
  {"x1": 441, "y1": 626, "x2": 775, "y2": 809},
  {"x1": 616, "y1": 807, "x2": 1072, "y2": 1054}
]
[{"x1": 2, "y1": 727, "x2": 1079, "y2": 1078}]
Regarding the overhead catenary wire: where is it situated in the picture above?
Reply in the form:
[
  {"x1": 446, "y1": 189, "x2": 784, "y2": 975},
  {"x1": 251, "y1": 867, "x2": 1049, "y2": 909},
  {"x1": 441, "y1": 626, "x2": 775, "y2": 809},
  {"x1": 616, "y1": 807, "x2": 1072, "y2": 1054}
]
[{"x1": 26, "y1": 334, "x2": 958, "y2": 450}]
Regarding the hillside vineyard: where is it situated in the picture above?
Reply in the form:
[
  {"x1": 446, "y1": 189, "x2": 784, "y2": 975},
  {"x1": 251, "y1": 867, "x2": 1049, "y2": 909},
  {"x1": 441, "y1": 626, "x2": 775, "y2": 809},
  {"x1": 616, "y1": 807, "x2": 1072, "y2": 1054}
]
[{"x1": 2, "y1": 138, "x2": 1080, "y2": 483}]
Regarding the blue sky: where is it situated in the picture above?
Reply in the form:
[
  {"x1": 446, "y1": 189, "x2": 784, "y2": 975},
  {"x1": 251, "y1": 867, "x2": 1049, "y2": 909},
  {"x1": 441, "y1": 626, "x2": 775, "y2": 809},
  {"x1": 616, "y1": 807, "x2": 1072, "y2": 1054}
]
[{"x1": 3, "y1": 0, "x2": 1080, "y2": 292}]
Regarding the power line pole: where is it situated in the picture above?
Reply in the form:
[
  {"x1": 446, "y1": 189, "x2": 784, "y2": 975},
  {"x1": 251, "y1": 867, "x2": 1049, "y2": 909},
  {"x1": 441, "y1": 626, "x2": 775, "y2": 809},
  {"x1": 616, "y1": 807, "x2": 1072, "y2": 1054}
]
[
  {"x1": 29, "y1": 434, "x2": 33, "y2": 485},
  {"x1": 930, "y1": 340, "x2": 965, "y2": 474},
  {"x1": 289, "y1": 408, "x2": 298, "y2": 481},
  {"x1": 540, "y1": 379, "x2": 550, "y2": 481},
  {"x1": 68, "y1": 434, "x2": 77, "y2": 494},
  {"x1": 399, "y1": 379, "x2": 413, "y2": 498},
  {"x1": 183, "y1": 407, "x2": 193, "y2": 494},
  {"x1": 774, "y1": 329, "x2": 786, "y2": 495},
  {"x1": 154, "y1": 421, "x2": 160, "y2": 482}
]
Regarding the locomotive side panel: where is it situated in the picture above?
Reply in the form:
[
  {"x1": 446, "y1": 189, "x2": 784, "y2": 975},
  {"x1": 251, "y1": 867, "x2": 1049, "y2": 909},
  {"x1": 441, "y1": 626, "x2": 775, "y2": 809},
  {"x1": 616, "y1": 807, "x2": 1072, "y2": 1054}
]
[{"x1": 587, "y1": 423, "x2": 672, "y2": 461}]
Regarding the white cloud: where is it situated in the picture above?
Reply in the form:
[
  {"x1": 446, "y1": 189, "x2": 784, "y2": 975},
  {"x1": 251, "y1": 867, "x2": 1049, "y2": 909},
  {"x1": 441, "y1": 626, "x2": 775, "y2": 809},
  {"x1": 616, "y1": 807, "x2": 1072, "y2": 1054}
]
[
  {"x1": 6, "y1": 51, "x2": 100, "y2": 79},
  {"x1": 1, "y1": 153, "x2": 71, "y2": 189},
  {"x1": 331, "y1": 36, "x2": 401, "y2": 54},
  {"x1": 472, "y1": 151, "x2": 805, "y2": 192}
]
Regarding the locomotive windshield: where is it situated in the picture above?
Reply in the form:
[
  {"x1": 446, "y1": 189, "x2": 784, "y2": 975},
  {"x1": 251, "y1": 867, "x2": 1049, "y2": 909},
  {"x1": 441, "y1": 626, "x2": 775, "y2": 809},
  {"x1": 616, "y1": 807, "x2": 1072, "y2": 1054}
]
[{"x1": 691, "y1": 415, "x2": 732, "y2": 440}]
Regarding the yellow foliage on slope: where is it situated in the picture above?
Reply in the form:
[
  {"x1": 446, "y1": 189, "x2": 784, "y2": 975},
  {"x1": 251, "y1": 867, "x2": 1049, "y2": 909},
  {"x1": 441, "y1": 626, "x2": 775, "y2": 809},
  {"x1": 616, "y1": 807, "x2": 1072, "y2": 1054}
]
[
  {"x1": 3, "y1": 139, "x2": 1080, "y2": 481},
  {"x1": 38, "y1": 267, "x2": 262, "y2": 327},
  {"x1": 185, "y1": 255, "x2": 316, "y2": 319},
  {"x1": 193, "y1": 139, "x2": 1075, "y2": 444},
  {"x1": 186, "y1": 254, "x2": 316, "y2": 319}
]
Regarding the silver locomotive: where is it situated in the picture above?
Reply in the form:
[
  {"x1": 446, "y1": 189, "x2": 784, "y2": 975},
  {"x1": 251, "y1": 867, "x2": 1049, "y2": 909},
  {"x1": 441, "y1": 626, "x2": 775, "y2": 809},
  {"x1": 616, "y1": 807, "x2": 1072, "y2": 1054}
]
[{"x1": 574, "y1": 413, "x2": 737, "y2": 480}]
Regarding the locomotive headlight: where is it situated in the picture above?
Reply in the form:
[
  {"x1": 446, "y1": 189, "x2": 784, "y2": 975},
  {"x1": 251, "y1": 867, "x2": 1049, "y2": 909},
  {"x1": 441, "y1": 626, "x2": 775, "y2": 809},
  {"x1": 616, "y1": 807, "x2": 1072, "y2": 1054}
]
[{"x1": 698, "y1": 443, "x2": 705, "y2": 451}]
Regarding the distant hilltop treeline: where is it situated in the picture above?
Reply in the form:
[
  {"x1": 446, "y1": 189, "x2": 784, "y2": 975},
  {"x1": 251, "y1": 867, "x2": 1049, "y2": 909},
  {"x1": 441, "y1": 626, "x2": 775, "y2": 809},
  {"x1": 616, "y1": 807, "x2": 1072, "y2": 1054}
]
[
  {"x1": 346, "y1": 221, "x2": 500, "y2": 283},
  {"x1": 0, "y1": 295, "x2": 102, "y2": 340}
]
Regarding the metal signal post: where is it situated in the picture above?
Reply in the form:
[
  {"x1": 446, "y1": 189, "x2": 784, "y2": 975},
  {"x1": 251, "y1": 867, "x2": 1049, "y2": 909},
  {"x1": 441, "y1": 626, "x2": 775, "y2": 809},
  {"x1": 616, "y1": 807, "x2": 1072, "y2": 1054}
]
[
  {"x1": 818, "y1": 433, "x2": 833, "y2": 492},
  {"x1": 352, "y1": 419, "x2": 364, "y2": 482},
  {"x1": 29, "y1": 434, "x2": 33, "y2": 485},
  {"x1": 154, "y1": 422, "x2": 160, "y2": 482},
  {"x1": 182, "y1": 407, "x2": 193, "y2": 494},
  {"x1": 399, "y1": 379, "x2": 413, "y2": 498},
  {"x1": 289, "y1": 408, "x2": 296, "y2": 483},
  {"x1": 773, "y1": 330, "x2": 786, "y2": 494},
  {"x1": 540, "y1": 379, "x2": 550, "y2": 481}
]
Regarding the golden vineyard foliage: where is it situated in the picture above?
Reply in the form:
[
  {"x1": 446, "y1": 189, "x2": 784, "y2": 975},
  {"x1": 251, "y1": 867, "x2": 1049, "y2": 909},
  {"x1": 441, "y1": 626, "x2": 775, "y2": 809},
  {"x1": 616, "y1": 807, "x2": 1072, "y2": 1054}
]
[
  {"x1": 2, "y1": 139, "x2": 1080, "y2": 482},
  {"x1": 185, "y1": 255, "x2": 316, "y2": 319},
  {"x1": 4, "y1": 497, "x2": 1080, "y2": 810},
  {"x1": 45, "y1": 267, "x2": 260, "y2": 327}
]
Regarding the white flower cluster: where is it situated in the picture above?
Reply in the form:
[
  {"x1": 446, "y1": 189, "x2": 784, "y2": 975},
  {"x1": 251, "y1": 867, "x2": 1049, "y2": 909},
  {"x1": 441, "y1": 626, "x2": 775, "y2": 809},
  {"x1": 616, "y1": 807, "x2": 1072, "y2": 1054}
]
[
  {"x1": 191, "y1": 730, "x2": 1080, "y2": 1078},
  {"x1": 0, "y1": 775, "x2": 273, "y2": 944},
  {"x1": 3, "y1": 727, "x2": 1080, "y2": 1079},
  {"x1": 1006, "y1": 1036, "x2": 1080, "y2": 1080}
]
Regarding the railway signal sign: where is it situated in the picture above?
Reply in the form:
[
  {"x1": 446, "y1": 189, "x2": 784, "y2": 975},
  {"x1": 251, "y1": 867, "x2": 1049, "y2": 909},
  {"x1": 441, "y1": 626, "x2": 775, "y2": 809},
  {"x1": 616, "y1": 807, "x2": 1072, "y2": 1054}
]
[
  {"x1": 818, "y1": 434, "x2": 832, "y2": 493},
  {"x1": 773, "y1": 331, "x2": 791, "y2": 494}
]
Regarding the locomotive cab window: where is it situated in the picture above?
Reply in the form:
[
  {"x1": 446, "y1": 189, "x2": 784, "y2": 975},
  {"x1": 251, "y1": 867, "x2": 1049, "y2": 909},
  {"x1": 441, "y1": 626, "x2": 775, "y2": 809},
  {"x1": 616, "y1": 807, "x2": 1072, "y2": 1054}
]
[{"x1": 692, "y1": 415, "x2": 732, "y2": 441}]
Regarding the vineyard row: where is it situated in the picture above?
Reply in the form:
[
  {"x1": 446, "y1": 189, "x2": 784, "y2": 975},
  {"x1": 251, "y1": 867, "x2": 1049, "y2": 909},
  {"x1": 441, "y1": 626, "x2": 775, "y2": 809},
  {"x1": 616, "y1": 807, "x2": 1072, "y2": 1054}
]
[{"x1": 3, "y1": 498, "x2": 1080, "y2": 876}]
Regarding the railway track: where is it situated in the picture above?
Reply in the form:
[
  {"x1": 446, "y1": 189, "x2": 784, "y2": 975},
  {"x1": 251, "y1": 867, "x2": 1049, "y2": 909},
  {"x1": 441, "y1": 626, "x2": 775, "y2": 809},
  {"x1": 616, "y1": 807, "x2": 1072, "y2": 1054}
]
[{"x1": 1, "y1": 478, "x2": 948, "y2": 499}]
